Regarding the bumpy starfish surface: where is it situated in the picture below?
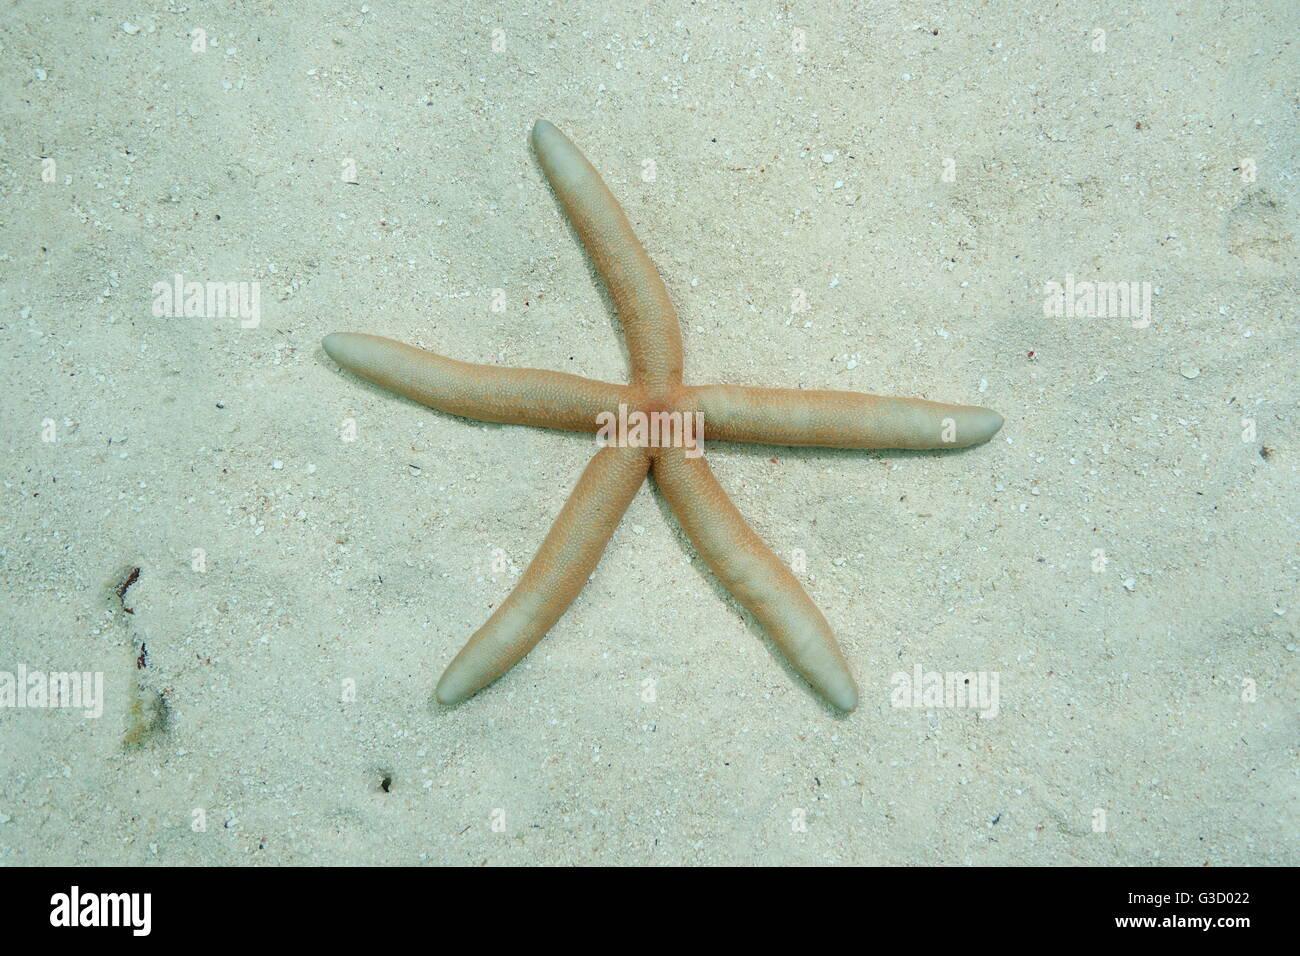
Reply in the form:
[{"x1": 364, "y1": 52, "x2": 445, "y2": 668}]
[{"x1": 324, "y1": 119, "x2": 1003, "y2": 711}]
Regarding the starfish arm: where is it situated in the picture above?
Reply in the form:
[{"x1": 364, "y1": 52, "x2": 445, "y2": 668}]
[
  {"x1": 685, "y1": 384, "x2": 1004, "y2": 450},
  {"x1": 651, "y1": 448, "x2": 859, "y2": 711},
  {"x1": 531, "y1": 119, "x2": 684, "y2": 396},
  {"x1": 323, "y1": 332, "x2": 633, "y2": 433},
  {"x1": 435, "y1": 445, "x2": 650, "y2": 704}
]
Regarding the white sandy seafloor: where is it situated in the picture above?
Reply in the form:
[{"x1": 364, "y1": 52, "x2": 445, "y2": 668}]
[{"x1": 1, "y1": 1, "x2": 1295, "y2": 866}]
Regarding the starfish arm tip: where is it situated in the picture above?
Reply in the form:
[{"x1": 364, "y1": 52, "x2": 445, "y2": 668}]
[
  {"x1": 972, "y1": 407, "x2": 1005, "y2": 444},
  {"x1": 434, "y1": 665, "x2": 478, "y2": 706},
  {"x1": 530, "y1": 118, "x2": 560, "y2": 151},
  {"x1": 827, "y1": 680, "x2": 859, "y2": 712},
  {"x1": 321, "y1": 331, "x2": 363, "y2": 366},
  {"x1": 803, "y1": 653, "x2": 859, "y2": 711},
  {"x1": 432, "y1": 680, "x2": 462, "y2": 707}
]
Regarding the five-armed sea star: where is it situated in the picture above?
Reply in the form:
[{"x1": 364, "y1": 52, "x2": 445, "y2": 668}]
[{"x1": 323, "y1": 119, "x2": 1003, "y2": 711}]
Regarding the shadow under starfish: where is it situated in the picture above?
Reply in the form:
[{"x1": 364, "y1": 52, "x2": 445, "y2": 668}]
[{"x1": 323, "y1": 119, "x2": 1003, "y2": 712}]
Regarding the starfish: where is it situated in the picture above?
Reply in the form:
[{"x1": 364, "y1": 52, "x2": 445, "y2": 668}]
[{"x1": 323, "y1": 119, "x2": 1003, "y2": 711}]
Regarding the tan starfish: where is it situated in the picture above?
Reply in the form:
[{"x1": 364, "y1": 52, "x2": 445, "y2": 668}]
[{"x1": 323, "y1": 119, "x2": 1003, "y2": 711}]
